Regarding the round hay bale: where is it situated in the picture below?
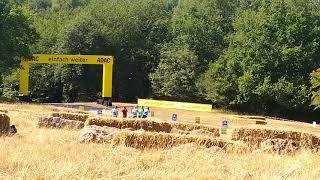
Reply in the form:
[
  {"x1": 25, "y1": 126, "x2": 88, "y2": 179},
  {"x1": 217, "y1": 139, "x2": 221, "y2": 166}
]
[{"x1": 0, "y1": 113, "x2": 10, "y2": 135}]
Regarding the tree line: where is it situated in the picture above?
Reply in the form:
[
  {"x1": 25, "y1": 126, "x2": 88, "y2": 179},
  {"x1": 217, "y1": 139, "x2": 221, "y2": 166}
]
[{"x1": 1, "y1": 0, "x2": 320, "y2": 120}]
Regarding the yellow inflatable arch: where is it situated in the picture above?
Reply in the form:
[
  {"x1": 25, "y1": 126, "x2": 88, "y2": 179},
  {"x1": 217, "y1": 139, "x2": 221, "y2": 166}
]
[{"x1": 19, "y1": 54, "x2": 114, "y2": 98}]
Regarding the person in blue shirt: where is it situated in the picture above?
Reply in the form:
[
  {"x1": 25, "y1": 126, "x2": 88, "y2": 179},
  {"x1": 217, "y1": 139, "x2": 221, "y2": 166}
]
[{"x1": 142, "y1": 107, "x2": 149, "y2": 118}]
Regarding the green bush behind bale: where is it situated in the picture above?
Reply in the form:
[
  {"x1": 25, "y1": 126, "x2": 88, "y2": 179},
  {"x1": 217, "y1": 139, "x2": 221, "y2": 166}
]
[
  {"x1": 232, "y1": 128, "x2": 320, "y2": 150},
  {"x1": 111, "y1": 131, "x2": 229, "y2": 150},
  {"x1": 85, "y1": 118, "x2": 172, "y2": 133},
  {"x1": 51, "y1": 113, "x2": 89, "y2": 122},
  {"x1": 0, "y1": 113, "x2": 10, "y2": 135},
  {"x1": 38, "y1": 117, "x2": 84, "y2": 129}
]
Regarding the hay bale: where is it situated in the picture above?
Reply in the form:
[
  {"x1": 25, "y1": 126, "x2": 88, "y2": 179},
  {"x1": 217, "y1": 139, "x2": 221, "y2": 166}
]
[
  {"x1": 79, "y1": 125, "x2": 120, "y2": 143},
  {"x1": 0, "y1": 113, "x2": 10, "y2": 135},
  {"x1": 86, "y1": 117, "x2": 220, "y2": 137},
  {"x1": 86, "y1": 117, "x2": 172, "y2": 133},
  {"x1": 260, "y1": 139, "x2": 299, "y2": 154},
  {"x1": 256, "y1": 120, "x2": 267, "y2": 125},
  {"x1": 171, "y1": 123, "x2": 220, "y2": 137},
  {"x1": 300, "y1": 133, "x2": 320, "y2": 149},
  {"x1": 238, "y1": 116, "x2": 265, "y2": 120},
  {"x1": 232, "y1": 128, "x2": 320, "y2": 150},
  {"x1": 38, "y1": 116, "x2": 84, "y2": 129},
  {"x1": 189, "y1": 129, "x2": 219, "y2": 137},
  {"x1": 111, "y1": 131, "x2": 229, "y2": 150},
  {"x1": 170, "y1": 128, "x2": 190, "y2": 135},
  {"x1": 51, "y1": 113, "x2": 89, "y2": 122}
]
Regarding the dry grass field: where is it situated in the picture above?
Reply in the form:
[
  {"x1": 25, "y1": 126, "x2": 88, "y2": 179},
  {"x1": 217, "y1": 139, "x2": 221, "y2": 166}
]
[{"x1": 1, "y1": 102, "x2": 320, "y2": 179}]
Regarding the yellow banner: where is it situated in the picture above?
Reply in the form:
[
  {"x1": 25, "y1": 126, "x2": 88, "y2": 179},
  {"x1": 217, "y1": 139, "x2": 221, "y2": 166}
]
[
  {"x1": 19, "y1": 54, "x2": 113, "y2": 97},
  {"x1": 138, "y1": 99, "x2": 212, "y2": 112},
  {"x1": 21, "y1": 54, "x2": 113, "y2": 65}
]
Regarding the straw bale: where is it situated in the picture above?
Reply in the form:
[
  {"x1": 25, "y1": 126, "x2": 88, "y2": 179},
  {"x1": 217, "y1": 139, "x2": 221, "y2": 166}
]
[
  {"x1": 86, "y1": 117, "x2": 220, "y2": 137},
  {"x1": 0, "y1": 113, "x2": 10, "y2": 135},
  {"x1": 300, "y1": 133, "x2": 320, "y2": 149},
  {"x1": 79, "y1": 125, "x2": 120, "y2": 143},
  {"x1": 171, "y1": 123, "x2": 220, "y2": 137},
  {"x1": 51, "y1": 108, "x2": 89, "y2": 114},
  {"x1": 256, "y1": 120, "x2": 267, "y2": 125},
  {"x1": 86, "y1": 117, "x2": 172, "y2": 133},
  {"x1": 260, "y1": 139, "x2": 299, "y2": 154},
  {"x1": 38, "y1": 116, "x2": 84, "y2": 129},
  {"x1": 170, "y1": 128, "x2": 190, "y2": 135},
  {"x1": 111, "y1": 131, "x2": 228, "y2": 150},
  {"x1": 232, "y1": 128, "x2": 320, "y2": 150},
  {"x1": 51, "y1": 113, "x2": 89, "y2": 122},
  {"x1": 189, "y1": 129, "x2": 220, "y2": 137},
  {"x1": 238, "y1": 116, "x2": 265, "y2": 120}
]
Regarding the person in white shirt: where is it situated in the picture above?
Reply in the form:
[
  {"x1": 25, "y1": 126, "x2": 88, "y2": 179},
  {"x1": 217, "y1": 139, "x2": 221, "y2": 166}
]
[
  {"x1": 111, "y1": 106, "x2": 118, "y2": 117},
  {"x1": 131, "y1": 106, "x2": 138, "y2": 118}
]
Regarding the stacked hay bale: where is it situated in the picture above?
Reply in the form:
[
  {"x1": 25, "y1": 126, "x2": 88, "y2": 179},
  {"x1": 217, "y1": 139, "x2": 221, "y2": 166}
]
[
  {"x1": 0, "y1": 113, "x2": 10, "y2": 135},
  {"x1": 111, "y1": 131, "x2": 228, "y2": 150},
  {"x1": 232, "y1": 128, "x2": 320, "y2": 151},
  {"x1": 38, "y1": 116, "x2": 84, "y2": 129},
  {"x1": 260, "y1": 139, "x2": 298, "y2": 154},
  {"x1": 171, "y1": 123, "x2": 220, "y2": 137},
  {"x1": 170, "y1": 128, "x2": 220, "y2": 137},
  {"x1": 51, "y1": 113, "x2": 89, "y2": 122},
  {"x1": 86, "y1": 117, "x2": 172, "y2": 133},
  {"x1": 79, "y1": 125, "x2": 120, "y2": 143},
  {"x1": 85, "y1": 117, "x2": 220, "y2": 137}
]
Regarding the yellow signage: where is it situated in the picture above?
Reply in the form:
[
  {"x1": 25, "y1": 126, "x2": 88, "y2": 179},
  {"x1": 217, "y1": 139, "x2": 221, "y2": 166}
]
[
  {"x1": 19, "y1": 54, "x2": 113, "y2": 98},
  {"x1": 21, "y1": 54, "x2": 113, "y2": 65},
  {"x1": 138, "y1": 99, "x2": 212, "y2": 112}
]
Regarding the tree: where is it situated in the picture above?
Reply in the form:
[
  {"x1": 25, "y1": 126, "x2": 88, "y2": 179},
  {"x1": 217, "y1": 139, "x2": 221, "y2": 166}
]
[
  {"x1": 170, "y1": 0, "x2": 238, "y2": 68},
  {"x1": 0, "y1": 0, "x2": 38, "y2": 74},
  {"x1": 200, "y1": 0, "x2": 320, "y2": 116},
  {"x1": 311, "y1": 69, "x2": 320, "y2": 110},
  {"x1": 150, "y1": 45, "x2": 199, "y2": 100}
]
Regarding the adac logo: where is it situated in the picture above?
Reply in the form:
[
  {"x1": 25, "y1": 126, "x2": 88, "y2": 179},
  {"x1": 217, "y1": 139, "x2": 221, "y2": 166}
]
[
  {"x1": 22, "y1": 56, "x2": 39, "y2": 62},
  {"x1": 97, "y1": 57, "x2": 111, "y2": 63}
]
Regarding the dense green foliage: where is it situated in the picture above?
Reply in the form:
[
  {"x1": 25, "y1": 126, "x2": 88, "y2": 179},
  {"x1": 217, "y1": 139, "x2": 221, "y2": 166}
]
[
  {"x1": 311, "y1": 69, "x2": 320, "y2": 110},
  {"x1": 200, "y1": 0, "x2": 320, "y2": 117},
  {"x1": 0, "y1": 0, "x2": 37, "y2": 74},
  {"x1": 1, "y1": 0, "x2": 320, "y2": 119}
]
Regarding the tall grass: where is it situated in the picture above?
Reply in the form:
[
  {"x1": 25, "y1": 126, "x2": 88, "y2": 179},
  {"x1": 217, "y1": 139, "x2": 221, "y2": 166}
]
[{"x1": 0, "y1": 103, "x2": 320, "y2": 179}]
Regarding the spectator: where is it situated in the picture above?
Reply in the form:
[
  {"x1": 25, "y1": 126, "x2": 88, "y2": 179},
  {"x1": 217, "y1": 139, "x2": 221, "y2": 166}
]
[
  {"x1": 138, "y1": 106, "x2": 144, "y2": 118},
  {"x1": 122, "y1": 107, "x2": 128, "y2": 118},
  {"x1": 111, "y1": 106, "x2": 118, "y2": 117},
  {"x1": 142, "y1": 107, "x2": 149, "y2": 118},
  {"x1": 131, "y1": 106, "x2": 138, "y2": 118}
]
